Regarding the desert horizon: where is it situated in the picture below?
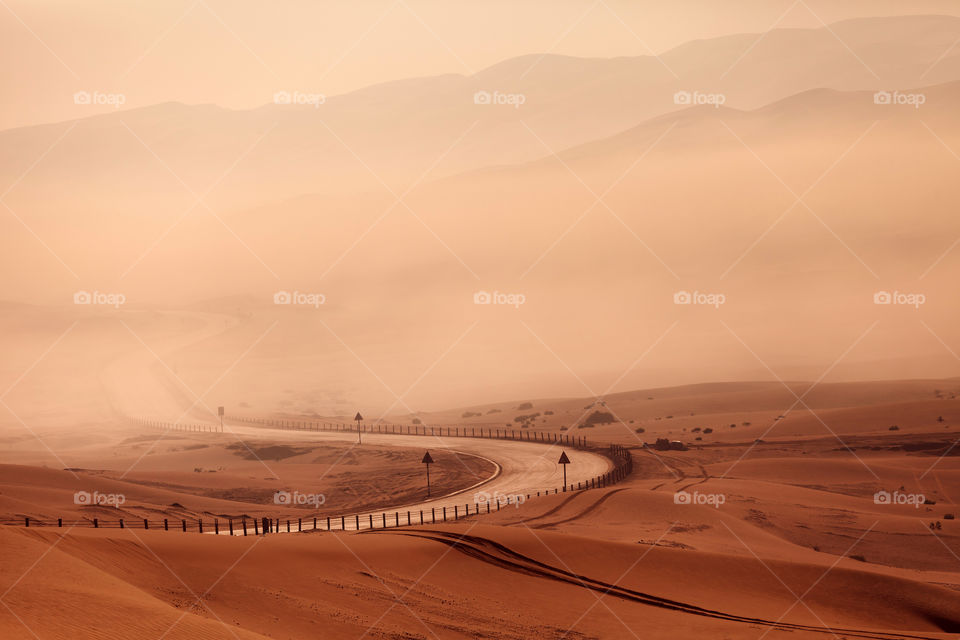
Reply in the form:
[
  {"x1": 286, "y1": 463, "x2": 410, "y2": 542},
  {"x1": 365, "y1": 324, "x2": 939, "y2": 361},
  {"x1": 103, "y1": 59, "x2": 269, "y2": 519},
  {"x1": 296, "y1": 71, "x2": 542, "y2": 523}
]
[{"x1": 2, "y1": 2, "x2": 960, "y2": 639}]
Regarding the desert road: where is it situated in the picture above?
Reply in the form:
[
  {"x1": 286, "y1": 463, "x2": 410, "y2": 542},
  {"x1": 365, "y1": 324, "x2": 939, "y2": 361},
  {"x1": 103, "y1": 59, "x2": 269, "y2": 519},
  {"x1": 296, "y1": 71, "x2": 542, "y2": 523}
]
[{"x1": 218, "y1": 421, "x2": 613, "y2": 532}]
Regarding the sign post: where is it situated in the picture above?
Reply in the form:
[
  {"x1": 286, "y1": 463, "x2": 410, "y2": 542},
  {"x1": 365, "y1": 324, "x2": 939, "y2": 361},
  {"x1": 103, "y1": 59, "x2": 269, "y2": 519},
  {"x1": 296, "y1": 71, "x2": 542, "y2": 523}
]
[
  {"x1": 558, "y1": 451, "x2": 570, "y2": 491},
  {"x1": 354, "y1": 412, "x2": 363, "y2": 444},
  {"x1": 421, "y1": 451, "x2": 434, "y2": 497},
  {"x1": 217, "y1": 406, "x2": 224, "y2": 433}
]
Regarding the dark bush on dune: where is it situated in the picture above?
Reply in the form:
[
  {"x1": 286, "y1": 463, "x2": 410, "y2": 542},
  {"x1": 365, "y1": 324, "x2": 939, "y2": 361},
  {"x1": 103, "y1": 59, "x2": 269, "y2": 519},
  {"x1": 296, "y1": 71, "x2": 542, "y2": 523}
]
[
  {"x1": 516, "y1": 402, "x2": 533, "y2": 410},
  {"x1": 582, "y1": 410, "x2": 615, "y2": 427}
]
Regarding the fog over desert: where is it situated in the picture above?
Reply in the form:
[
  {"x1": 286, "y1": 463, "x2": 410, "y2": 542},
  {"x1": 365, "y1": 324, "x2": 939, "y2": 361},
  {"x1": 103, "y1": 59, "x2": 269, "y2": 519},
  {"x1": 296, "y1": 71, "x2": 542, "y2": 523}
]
[{"x1": 2, "y1": 2, "x2": 960, "y2": 638}]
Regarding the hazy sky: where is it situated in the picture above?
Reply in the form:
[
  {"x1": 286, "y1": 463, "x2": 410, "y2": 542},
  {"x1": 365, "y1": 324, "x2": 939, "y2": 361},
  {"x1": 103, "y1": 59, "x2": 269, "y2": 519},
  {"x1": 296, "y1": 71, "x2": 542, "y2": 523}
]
[{"x1": 3, "y1": 0, "x2": 960, "y2": 129}]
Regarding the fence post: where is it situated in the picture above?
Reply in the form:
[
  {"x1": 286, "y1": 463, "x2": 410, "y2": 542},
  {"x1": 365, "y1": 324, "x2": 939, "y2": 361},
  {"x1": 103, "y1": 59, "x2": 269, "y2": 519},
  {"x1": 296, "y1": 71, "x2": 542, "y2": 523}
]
[
  {"x1": 298, "y1": 518, "x2": 302, "y2": 532},
  {"x1": 341, "y1": 516, "x2": 345, "y2": 530},
  {"x1": 395, "y1": 512, "x2": 399, "y2": 527},
  {"x1": 407, "y1": 511, "x2": 411, "y2": 525},
  {"x1": 420, "y1": 510, "x2": 423, "y2": 524},
  {"x1": 182, "y1": 519, "x2": 186, "y2": 532},
  {"x1": 24, "y1": 517, "x2": 29, "y2": 527},
  {"x1": 58, "y1": 517, "x2": 62, "y2": 528},
  {"x1": 198, "y1": 519, "x2": 202, "y2": 533},
  {"x1": 144, "y1": 518, "x2": 149, "y2": 529},
  {"x1": 94, "y1": 518, "x2": 99, "y2": 528},
  {"x1": 242, "y1": 518, "x2": 247, "y2": 536},
  {"x1": 486, "y1": 502, "x2": 490, "y2": 513},
  {"x1": 454, "y1": 505, "x2": 458, "y2": 520},
  {"x1": 286, "y1": 520, "x2": 290, "y2": 533},
  {"x1": 229, "y1": 519, "x2": 234, "y2": 535},
  {"x1": 443, "y1": 507, "x2": 447, "y2": 521},
  {"x1": 119, "y1": 519, "x2": 124, "y2": 529},
  {"x1": 164, "y1": 518, "x2": 169, "y2": 530},
  {"x1": 431, "y1": 508, "x2": 435, "y2": 523},
  {"x1": 313, "y1": 517, "x2": 317, "y2": 531},
  {"x1": 327, "y1": 516, "x2": 331, "y2": 531},
  {"x1": 355, "y1": 515, "x2": 359, "y2": 530},
  {"x1": 370, "y1": 514, "x2": 374, "y2": 529}
]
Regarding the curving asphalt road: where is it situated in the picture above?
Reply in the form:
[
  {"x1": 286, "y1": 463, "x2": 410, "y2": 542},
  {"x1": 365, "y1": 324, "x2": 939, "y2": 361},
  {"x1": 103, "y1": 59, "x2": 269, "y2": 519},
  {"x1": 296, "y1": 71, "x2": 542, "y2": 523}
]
[
  {"x1": 102, "y1": 309, "x2": 613, "y2": 533},
  {"x1": 221, "y1": 421, "x2": 613, "y2": 532}
]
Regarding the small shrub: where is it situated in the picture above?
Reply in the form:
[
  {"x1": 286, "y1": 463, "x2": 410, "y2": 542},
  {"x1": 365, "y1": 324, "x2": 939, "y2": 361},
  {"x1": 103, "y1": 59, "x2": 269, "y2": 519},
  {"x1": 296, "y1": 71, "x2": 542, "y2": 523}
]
[
  {"x1": 634, "y1": 427, "x2": 645, "y2": 434},
  {"x1": 703, "y1": 428, "x2": 713, "y2": 434},
  {"x1": 516, "y1": 402, "x2": 533, "y2": 410},
  {"x1": 889, "y1": 425, "x2": 899, "y2": 431},
  {"x1": 945, "y1": 513, "x2": 955, "y2": 520},
  {"x1": 850, "y1": 554, "x2": 867, "y2": 562}
]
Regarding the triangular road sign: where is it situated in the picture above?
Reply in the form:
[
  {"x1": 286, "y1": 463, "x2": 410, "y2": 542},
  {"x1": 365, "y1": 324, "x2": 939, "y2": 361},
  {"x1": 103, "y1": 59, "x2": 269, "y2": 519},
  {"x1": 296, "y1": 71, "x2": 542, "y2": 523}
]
[
  {"x1": 558, "y1": 451, "x2": 570, "y2": 464},
  {"x1": 354, "y1": 412, "x2": 363, "y2": 421},
  {"x1": 421, "y1": 451, "x2": 434, "y2": 464}
]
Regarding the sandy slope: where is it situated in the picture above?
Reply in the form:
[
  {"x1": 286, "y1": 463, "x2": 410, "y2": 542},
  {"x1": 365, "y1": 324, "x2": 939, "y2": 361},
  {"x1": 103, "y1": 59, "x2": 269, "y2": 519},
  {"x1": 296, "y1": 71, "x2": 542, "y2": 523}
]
[{"x1": 3, "y1": 523, "x2": 958, "y2": 639}]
